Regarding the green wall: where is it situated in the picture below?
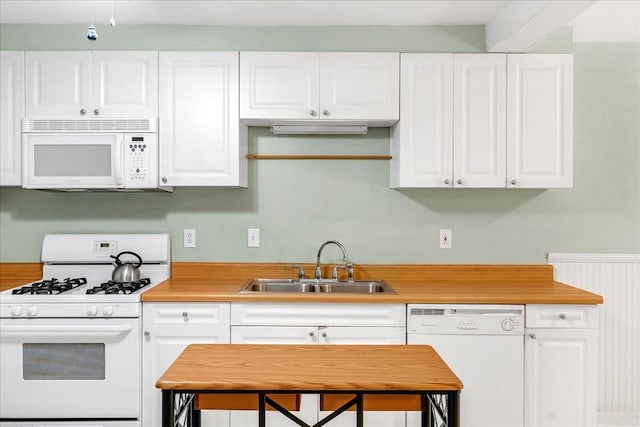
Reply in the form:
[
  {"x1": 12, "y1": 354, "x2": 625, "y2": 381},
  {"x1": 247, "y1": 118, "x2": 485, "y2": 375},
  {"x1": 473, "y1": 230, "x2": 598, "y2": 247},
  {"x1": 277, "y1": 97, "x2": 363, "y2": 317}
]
[{"x1": 1, "y1": 25, "x2": 638, "y2": 264}]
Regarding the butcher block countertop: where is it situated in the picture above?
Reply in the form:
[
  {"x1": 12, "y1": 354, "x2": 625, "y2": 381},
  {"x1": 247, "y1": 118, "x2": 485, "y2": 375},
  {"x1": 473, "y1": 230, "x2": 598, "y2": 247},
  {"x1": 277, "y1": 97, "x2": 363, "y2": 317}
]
[
  {"x1": 142, "y1": 263, "x2": 603, "y2": 304},
  {"x1": 156, "y1": 344, "x2": 463, "y2": 392}
]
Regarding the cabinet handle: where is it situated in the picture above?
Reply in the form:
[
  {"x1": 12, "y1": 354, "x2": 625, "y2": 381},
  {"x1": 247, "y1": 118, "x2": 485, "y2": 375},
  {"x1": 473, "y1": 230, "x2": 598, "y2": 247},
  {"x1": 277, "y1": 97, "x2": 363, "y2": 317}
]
[
  {"x1": 80, "y1": 109, "x2": 87, "y2": 116},
  {"x1": 144, "y1": 330, "x2": 150, "y2": 337},
  {"x1": 558, "y1": 313, "x2": 567, "y2": 320},
  {"x1": 444, "y1": 178, "x2": 450, "y2": 185},
  {"x1": 322, "y1": 109, "x2": 330, "y2": 116},
  {"x1": 511, "y1": 179, "x2": 517, "y2": 186},
  {"x1": 457, "y1": 179, "x2": 464, "y2": 185},
  {"x1": 309, "y1": 331, "x2": 315, "y2": 337},
  {"x1": 309, "y1": 110, "x2": 317, "y2": 117},
  {"x1": 528, "y1": 333, "x2": 536, "y2": 339},
  {"x1": 321, "y1": 332, "x2": 327, "y2": 338},
  {"x1": 182, "y1": 312, "x2": 189, "y2": 319},
  {"x1": 161, "y1": 177, "x2": 168, "y2": 184},
  {"x1": 93, "y1": 109, "x2": 100, "y2": 116}
]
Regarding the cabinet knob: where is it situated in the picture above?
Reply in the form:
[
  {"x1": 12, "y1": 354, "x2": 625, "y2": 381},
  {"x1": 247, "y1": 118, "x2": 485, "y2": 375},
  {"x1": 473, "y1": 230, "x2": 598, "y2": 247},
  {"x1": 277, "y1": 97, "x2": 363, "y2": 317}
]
[
  {"x1": 457, "y1": 179, "x2": 464, "y2": 185},
  {"x1": 309, "y1": 110, "x2": 317, "y2": 117},
  {"x1": 182, "y1": 311, "x2": 189, "y2": 319},
  {"x1": 309, "y1": 331, "x2": 315, "y2": 337},
  {"x1": 558, "y1": 313, "x2": 567, "y2": 320},
  {"x1": 93, "y1": 109, "x2": 100, "y2": 116},
  {"x1": 80, "y1": 109, "x2": 87, "y2": 115},
  {"x1": 321, "y1": 332, "x2": 327, "y2": 338},
  {"x1": 161, "y1": 177, "x2": 168, "y2": 184},
  {"x1": 511, "y1": 179, "x2": 517, "y2": 186},
  {"x1": 528, "y1": 333, "x2": 536, "y2": 339},
  {"x1": 322, "y1": 109, "x2": 330, "y2": 116},
  {"x1": 144, "y1": 330, "x2": 150, "y2": 337},
  {"x1": 444, "y1": 178, "x2": 450, "y2": 185}
]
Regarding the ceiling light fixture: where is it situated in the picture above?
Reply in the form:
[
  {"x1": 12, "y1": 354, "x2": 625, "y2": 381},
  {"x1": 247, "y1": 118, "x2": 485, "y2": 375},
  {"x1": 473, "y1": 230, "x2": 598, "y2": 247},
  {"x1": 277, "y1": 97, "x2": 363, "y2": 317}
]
[{"x1": 109, "y1": 1, "x2": 116, "y2": 27}]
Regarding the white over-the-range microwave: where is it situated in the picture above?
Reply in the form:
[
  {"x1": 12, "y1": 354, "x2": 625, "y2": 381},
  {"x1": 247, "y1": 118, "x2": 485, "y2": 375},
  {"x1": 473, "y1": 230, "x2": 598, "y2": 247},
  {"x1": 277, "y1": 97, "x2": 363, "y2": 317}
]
[{"x1": 22, "y1": 118, "x2": 172, "y2": 192}]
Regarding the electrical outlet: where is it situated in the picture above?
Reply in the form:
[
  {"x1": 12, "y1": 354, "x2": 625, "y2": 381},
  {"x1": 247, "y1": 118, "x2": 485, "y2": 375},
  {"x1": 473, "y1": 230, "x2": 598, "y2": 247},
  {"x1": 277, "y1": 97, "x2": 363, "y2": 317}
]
[
  {"x1": 184, "y1": 229, "x2": 196, "y2": 248},
  {"x1": 248, "y1": 228, "x2": 260, "y2": 248},
  {"x1": 439, "y1": 229, "x2": 452, "y2": 249}
]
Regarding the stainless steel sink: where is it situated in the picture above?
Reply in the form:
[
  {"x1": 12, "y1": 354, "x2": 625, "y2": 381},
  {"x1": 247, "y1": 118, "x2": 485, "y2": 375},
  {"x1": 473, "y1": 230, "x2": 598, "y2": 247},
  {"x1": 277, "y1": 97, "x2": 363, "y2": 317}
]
[
  {"x1": 240, "y1": 279, "x2": 317, "y2": 293},
  {"x1": 239, "y1": 279, "x2": 395, "y2": 294}
]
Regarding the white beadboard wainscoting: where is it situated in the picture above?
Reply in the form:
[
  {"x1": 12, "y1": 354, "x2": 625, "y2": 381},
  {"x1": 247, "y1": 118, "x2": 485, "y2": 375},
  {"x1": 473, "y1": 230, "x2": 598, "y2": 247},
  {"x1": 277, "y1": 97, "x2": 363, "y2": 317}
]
[{"x1": 548, "y1": 253, "x2": 640, "y2": 427}]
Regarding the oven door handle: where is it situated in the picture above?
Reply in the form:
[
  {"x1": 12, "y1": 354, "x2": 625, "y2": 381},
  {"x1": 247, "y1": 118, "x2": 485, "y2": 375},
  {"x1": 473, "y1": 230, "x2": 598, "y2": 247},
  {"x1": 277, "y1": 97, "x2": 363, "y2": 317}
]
[{"x1": 0, "y1": 324, "x2": 133, "y2": 338}]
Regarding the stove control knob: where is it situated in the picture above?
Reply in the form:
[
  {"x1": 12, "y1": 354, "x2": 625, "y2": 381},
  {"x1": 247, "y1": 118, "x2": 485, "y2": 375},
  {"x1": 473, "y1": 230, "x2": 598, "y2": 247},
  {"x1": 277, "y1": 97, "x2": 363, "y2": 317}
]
[
  {"x1": 11, "y1": 306, "x2": 23, "y2": 317},
  {"x1": 27, "y1": 306, "x2": 39, "y2": 317},
  {"x1": 501, "y1": 318, "x2": 515, "y2": 331},
  {"x1": 87, "y1": 305, "x2": 98, "y2": 317},
  {"x1": 103, "y1": 306, "x2": 114, "y2": 317}
]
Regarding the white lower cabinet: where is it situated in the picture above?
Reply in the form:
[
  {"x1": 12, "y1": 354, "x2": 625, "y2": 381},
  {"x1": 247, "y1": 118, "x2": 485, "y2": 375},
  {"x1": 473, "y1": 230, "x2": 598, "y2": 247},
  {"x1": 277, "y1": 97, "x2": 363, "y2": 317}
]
[
  {"x1": 230, "y1": 303, "x2": 407, "y2": 427},
  {"x1": 524, "y1": 305, "x2": 598, "y2": 427},
  {"x1": 142, "y1": 303, "x2": 231, "y2": 427}
]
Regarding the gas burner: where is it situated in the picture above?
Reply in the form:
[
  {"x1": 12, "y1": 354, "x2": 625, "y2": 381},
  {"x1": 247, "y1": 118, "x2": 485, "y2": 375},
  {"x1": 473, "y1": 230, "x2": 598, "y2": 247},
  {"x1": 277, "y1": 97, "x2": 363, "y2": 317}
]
[
  {"x1": 86, "y1": 278, "x2": 151, "y2": 295},
  {"x1": 11, "y1": 277, "x2": 87, "y2": 295}
]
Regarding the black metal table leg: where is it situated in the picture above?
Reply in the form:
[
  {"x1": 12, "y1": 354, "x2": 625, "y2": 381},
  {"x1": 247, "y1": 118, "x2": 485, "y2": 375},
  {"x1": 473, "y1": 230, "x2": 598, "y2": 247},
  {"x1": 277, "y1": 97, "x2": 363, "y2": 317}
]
[
  {"x1": 162, "y1": 390, "x2": 173, "y2": 427},
  {"x1": 447, "y1": 391, "x2": 460, "y2": 427},
  {"x1": 259, "y1": 392, "x2": 266, "y2": 427},
  {"x1": 355, "y1": 393, "x2": 363, "y2": 427}
]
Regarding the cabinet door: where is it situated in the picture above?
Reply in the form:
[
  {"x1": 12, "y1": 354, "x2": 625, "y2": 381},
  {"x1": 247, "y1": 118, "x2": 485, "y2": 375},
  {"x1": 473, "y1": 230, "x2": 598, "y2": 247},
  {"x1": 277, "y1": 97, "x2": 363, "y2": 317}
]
[
  {"x1": 319, "y1": 52, "x2": 399, "y2": 121},
  {"x1": 507, "y1": 54, "x2": 573, "y2": 188},
  {"x1": 26, "y1": 51, "x2": 91, "y2": 117},
  {"x1": 524, "y1": 328, "x2": 597, "y2": 427},
  {"x1": 319, "y1": 327, "x2": 406, "y2": 427},
  {"x1": 142, "y1": 325, "x2": 230, "y2": 427},
  {"x1": 453, "y1": 54, "x2": 506, "y2": 188},
  {"x1": 390, "y1": 53, "x2": 453, "y2": 188},
  {"x1": 159, "y1": 51, "x2": 247, "y2": 186},
  {"x1": 91, "y1": 51, "x2": 158, "y2": 118},
  {"x1": 0, "y1": 51, "x2": 24, "y2": 186},
  {"x1": 240, "y1": 52, "x2": 319, "y2": 121},
  {"x1": 230, "y1": 326, "x2": 317, "y2": 427}
]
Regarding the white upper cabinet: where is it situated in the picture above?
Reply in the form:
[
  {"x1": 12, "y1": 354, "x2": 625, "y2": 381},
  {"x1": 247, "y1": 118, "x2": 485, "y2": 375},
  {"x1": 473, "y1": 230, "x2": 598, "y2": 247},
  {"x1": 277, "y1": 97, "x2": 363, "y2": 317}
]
[
  {"x1": 159, "y1": 51, "x2": 247, "y2": 187},
  {"x1": 25, "y1": 51, "x2": 158, "y2": 118},
  {"x1": 453, "y1": 54, "x2": 506, "y2": 188},
  {"x1": 240, "y1": 51, "x2": 399, "y2": 124},
  {"x1": 392, "y1": 53, "x2": 572, "y2": 189},
  {"x1": 0, "y1": 51, "x2": 25, "y2": 186},
  {"x1": 391, "y1": 53, "x2": 505, "y2": 188},
  {"x1": 240, "y1": 52, "x2": 319, "y2": 121},
  {"x1": 390, "y1": 53, "x2": 453, "y2": 188},
  {"x1": 507, "y1": 54, "x2": 573, "y2": 188}
]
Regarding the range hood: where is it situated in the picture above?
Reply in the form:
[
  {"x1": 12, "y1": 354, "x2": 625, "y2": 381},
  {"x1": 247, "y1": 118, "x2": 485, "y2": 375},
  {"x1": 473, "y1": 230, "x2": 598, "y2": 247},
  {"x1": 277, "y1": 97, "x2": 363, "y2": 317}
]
[{"x1": 271, "y1": 124, "x2": 368, "y2": 135}]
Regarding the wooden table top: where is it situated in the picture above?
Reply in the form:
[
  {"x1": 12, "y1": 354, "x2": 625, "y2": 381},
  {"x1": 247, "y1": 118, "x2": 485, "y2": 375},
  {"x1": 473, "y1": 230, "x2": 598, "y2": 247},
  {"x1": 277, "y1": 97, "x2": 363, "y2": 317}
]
[{"x1": 156, "y1": 344, "x2": 463, "y2": 393}]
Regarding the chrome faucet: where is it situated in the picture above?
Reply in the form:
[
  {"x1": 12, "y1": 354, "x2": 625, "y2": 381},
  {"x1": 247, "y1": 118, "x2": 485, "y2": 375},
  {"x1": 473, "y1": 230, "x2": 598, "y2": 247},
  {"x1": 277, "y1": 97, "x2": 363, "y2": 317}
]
[{"x1": 315, "y1": 240, "x2": 353, "y2": 281}]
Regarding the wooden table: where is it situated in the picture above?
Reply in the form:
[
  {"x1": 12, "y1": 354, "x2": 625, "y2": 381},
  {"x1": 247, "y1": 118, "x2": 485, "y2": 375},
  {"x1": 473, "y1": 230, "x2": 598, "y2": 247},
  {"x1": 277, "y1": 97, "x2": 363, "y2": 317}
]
[{"x1": 156, "y1": 344, "x2": 463, "y2": 427}]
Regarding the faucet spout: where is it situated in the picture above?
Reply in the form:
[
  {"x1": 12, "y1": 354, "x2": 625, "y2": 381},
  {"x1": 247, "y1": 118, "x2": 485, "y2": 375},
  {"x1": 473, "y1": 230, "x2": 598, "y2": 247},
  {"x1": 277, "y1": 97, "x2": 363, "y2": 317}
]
[{"x1": 315, "y1": 240, "x2": 348, "y2": 280}]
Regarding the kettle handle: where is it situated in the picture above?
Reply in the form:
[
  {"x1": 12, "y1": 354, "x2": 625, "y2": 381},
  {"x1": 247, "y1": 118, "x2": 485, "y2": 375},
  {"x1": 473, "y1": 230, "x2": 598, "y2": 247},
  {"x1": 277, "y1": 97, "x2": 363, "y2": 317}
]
[{"x1": 111, "y1": 251, "x2": 143, "y2": 268}]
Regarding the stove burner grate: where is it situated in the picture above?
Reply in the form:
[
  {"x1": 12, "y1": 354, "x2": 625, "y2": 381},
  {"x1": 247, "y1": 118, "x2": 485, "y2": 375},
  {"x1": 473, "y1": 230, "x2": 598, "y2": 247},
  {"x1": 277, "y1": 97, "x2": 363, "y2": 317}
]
[
  {"x1": 86, "y1": 278, "x2": 151, "y2": 295},
  {"x1": 11, "y1": 277, "x2": 87, "y2": 295}
]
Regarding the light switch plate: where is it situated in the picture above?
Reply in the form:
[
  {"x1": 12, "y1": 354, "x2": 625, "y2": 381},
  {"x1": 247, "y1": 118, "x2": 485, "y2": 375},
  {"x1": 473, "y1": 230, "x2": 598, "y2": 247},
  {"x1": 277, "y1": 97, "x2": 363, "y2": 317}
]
[
  {"x1": 439, "y1": 229, "x2": 452, "y2": 249},
  {"x1": 248, "y1": 228, "x2": 260, "y2": 248}
]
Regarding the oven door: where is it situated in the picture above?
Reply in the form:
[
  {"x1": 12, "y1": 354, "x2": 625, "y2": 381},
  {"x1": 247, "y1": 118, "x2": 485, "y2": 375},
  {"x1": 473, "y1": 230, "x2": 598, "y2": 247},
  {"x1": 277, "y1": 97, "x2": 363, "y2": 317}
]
[
  {"x1": 22, "y1": 133, "x2": 124, "y2": 189},
  {"x1": 0, "y1": 318, "x2": 140, "y2": 420}
]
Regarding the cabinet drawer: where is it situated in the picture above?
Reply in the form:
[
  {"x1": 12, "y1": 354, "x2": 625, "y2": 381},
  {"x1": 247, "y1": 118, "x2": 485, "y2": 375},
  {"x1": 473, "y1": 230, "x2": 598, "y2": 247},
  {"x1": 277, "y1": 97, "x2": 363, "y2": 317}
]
[
  {"x1": 231, "y1": 303, "x2": 406, "y2": 327},
  {"x1": 143, "y1": 303, "x2": 230, "y2": 326},
  {"x1": 526, "y1": 305, "x2": 598, "y2": 328}
]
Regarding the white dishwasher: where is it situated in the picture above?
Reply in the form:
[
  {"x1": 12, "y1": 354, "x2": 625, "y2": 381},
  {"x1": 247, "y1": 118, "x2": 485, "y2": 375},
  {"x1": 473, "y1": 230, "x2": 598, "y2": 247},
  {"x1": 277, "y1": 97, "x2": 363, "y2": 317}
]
[{"x1": 407, "y1": 304, "x2": 524, "y2": 427}]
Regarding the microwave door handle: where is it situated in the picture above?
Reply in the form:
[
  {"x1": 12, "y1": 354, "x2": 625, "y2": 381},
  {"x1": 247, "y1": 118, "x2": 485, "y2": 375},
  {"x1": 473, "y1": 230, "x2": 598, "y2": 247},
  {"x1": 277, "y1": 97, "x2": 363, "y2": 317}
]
[{"x1": 114, "y1": 135, "x2": 124, "y2": 186}]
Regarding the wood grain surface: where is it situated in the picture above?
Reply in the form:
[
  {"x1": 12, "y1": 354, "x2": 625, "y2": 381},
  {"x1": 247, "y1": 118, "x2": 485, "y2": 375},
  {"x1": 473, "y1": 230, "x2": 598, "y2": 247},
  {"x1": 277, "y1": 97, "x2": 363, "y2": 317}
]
[
  {"x1": 0, "y1": 263, "x2": 42, "y2": 291},
  {"x1": 156, "y1": 344, "x2": 462, "y2": 392}
]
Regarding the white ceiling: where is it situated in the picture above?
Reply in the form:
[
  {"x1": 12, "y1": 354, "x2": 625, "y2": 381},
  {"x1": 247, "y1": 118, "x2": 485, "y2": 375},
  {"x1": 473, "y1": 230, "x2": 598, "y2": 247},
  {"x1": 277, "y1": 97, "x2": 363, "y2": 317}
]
[{"x1": 0, "y1": 0, "x2": 638, "y2": 44}]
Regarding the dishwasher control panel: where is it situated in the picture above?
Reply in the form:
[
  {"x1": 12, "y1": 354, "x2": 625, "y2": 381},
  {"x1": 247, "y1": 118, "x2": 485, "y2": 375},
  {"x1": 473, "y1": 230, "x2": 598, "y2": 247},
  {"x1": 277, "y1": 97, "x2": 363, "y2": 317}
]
[{"x1": 407, "y1": 304, "x2": 524, "y2": 335}]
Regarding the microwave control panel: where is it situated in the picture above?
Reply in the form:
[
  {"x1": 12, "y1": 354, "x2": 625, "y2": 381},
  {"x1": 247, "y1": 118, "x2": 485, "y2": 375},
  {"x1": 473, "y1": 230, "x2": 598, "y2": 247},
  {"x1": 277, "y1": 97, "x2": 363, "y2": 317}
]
[{"x1": 123, "y1": 134, "x2": 157, "y2": 188}]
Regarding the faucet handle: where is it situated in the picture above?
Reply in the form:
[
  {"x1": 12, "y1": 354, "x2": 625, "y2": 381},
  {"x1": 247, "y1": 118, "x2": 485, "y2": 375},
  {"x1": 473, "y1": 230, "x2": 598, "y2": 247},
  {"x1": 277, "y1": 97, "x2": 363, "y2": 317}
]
[
  {"x1": 346, "y1": 262, "x2": 354, "y2": 282},
  {"x1": 291, "y1": 265, "x2": 305, "y2": 280},
  {"x1": 332, "y1": 265, "x2": 347, "y2": 280}
]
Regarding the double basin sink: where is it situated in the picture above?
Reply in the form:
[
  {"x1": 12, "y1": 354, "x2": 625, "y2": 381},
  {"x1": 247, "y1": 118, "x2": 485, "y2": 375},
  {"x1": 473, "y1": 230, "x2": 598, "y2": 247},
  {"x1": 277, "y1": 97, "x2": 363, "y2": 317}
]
[{"x1": 240, "y1": 278, "x2": 395, "y2": 294}]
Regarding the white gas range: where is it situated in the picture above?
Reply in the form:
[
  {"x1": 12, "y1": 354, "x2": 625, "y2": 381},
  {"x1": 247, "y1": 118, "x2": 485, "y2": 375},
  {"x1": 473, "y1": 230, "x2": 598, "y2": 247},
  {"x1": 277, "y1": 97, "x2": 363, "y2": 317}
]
[{"x1": 0, "y1": 233, "x2": 170, "y2": 427}]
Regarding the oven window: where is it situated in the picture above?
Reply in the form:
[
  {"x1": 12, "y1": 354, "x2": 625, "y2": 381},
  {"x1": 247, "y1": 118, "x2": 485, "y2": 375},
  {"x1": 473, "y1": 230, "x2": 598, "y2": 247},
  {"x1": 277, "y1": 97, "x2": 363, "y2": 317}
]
[{"x1": 23, "y1": 343, "x2": 105, "y2": 380}]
